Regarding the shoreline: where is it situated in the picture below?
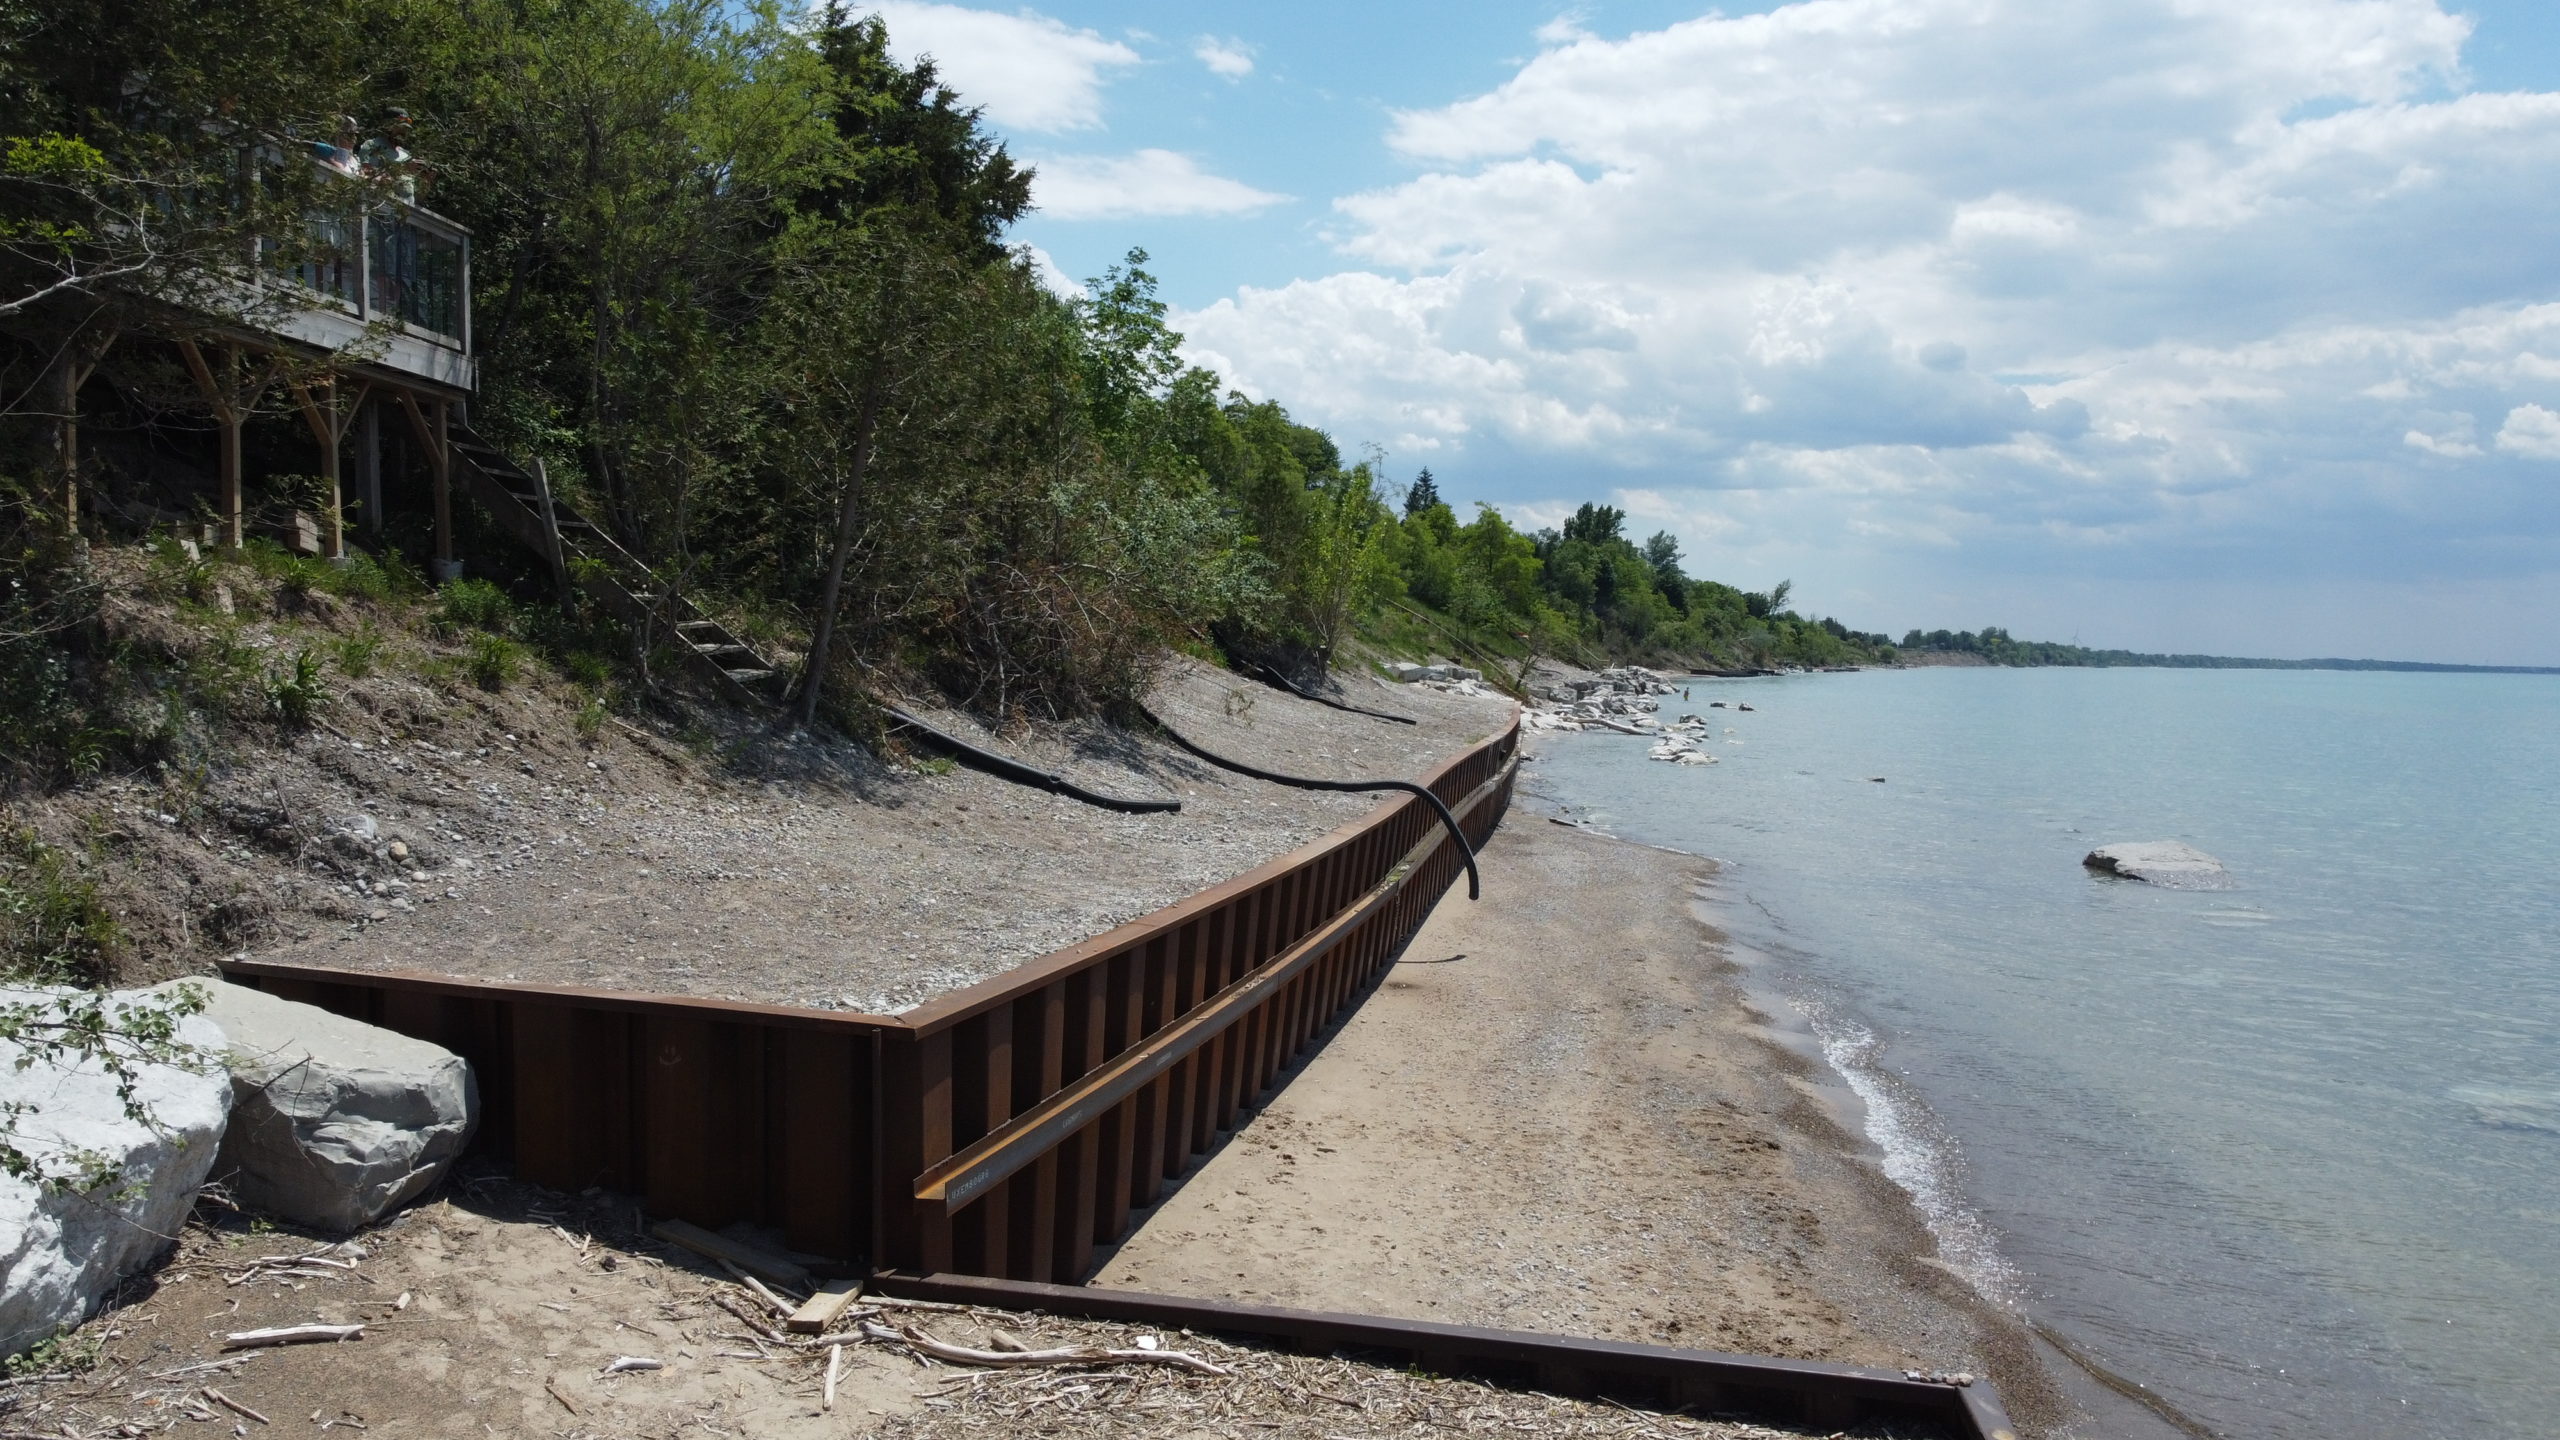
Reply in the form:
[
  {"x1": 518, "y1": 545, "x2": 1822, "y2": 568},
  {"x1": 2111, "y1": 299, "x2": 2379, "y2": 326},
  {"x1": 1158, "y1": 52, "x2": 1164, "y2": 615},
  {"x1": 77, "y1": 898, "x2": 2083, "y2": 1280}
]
[{"x1": 1093, "y1": 797, "x2": 2076, "y2": 1434}]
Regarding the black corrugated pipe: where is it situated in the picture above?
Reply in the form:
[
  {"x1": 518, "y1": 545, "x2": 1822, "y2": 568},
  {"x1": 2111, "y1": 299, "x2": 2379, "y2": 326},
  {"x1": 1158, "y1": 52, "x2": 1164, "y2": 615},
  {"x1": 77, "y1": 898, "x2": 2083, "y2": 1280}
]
[
  {"x1": 1249, "y1": 662, "x2": 1420, "y2": 725},
  {"x1": 1142, "y1": 708, "x2": 1481, "y2": 901},
  {"x1": 884, "y1": 706, "x2": 1182, "y2": 814}
]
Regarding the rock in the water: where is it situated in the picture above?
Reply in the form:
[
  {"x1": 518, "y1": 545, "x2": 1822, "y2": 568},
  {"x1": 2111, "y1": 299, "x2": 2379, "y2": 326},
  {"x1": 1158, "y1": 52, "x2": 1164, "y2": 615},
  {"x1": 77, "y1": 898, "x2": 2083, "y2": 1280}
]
[
  {"x1": 182, "y1": 982, "x2": 478, "y2": 1233},
  {"x1": 2084, "y1": 841, "x2": 2232, "y2": 888},
  {"x1": 2, "y1": 985, "x2": 232, "y2": 1358}
]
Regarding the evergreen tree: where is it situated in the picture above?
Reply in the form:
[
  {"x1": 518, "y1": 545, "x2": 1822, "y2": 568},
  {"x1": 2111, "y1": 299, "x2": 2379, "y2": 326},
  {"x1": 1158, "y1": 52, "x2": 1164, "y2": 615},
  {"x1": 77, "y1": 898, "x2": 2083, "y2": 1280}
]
[{"x1": 1405, "y1": 467, "x2": 1439, "y2": 516}]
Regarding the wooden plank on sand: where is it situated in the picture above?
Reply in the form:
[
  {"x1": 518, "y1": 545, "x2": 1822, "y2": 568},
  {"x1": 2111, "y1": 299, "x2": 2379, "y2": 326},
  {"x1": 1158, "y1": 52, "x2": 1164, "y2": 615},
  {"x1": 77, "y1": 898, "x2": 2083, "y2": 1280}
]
[
  {"x1": 650, "y1": 1219, "x2": 812, "y2": 1291},
  {"x1": 787, "y1": 1278, "x2": 866, "y2": 1335}
]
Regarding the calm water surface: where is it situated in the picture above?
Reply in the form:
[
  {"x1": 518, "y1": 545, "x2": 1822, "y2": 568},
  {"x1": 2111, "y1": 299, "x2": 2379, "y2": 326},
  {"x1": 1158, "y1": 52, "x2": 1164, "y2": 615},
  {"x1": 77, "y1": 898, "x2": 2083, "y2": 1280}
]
[{"x1": 1524, "y1": 668, "x2": 2559, "y2": 1440}]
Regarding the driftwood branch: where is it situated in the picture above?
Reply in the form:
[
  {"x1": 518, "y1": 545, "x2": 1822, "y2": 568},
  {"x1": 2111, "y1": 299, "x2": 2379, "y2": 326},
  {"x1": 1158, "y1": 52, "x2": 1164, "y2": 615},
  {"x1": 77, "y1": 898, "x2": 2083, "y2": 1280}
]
[
  {"x1": 223, "y1": 1323, "x2": 364, "y2": 1350},
  {"x1": 863, "y1": 1321, "x2": 1229, "y2": 1377}
]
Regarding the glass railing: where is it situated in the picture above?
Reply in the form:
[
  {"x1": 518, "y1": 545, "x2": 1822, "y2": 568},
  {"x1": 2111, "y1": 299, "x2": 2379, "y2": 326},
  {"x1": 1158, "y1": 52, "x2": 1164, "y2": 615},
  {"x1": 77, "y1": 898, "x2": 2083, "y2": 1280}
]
[{"x1": 260, "y1": 150, "x2": 469, "y2": 352}]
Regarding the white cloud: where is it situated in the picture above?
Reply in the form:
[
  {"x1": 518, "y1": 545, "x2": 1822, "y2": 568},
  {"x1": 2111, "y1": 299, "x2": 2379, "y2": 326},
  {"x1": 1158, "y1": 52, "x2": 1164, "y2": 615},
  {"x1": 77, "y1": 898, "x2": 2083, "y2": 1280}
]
[
  {"x1": 1194, "y1": 36, "x2": 1255, "y2": 80},
  {"x1": 1175, "y1": 0, "x2": 2560, "y2": 656},
  {"x1": 1014, "y1": 243, "x2": 1084, "y2": 300},
  {"x1": 2494, "y1": 403, "x2": 2560, "y2": 458},
  {"x1": 864, "y1": 3, "x2": 1137, "y2": 132},
  {"x1": 1032, "y1": 150, "x2": 1286, "y2": 220}
]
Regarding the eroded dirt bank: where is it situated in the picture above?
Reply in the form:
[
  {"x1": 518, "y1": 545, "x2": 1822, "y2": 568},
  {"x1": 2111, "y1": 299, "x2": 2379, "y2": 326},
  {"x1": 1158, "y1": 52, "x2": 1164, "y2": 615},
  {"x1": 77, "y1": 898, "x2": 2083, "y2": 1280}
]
[
  {"x1": 31, "y1": 649, "x2": 1506, "y2": 1013},
  {"x1": 1095, "y1": 816, "x2": 2072, "y2": 1435}
]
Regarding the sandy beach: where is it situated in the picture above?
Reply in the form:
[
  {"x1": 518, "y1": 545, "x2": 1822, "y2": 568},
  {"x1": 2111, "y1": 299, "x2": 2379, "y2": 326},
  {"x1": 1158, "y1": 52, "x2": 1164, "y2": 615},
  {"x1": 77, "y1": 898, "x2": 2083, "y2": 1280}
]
[{"x1": 1094, "y1": 810, "x2": 2073, "y2": 1433}]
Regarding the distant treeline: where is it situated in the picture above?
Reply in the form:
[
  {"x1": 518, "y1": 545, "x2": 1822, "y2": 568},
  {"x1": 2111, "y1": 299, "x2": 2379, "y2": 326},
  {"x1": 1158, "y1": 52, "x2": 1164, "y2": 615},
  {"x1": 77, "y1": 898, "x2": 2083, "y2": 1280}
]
[{"x1": 1898, "y1": 628, "x2": 2559, "y2": 675}]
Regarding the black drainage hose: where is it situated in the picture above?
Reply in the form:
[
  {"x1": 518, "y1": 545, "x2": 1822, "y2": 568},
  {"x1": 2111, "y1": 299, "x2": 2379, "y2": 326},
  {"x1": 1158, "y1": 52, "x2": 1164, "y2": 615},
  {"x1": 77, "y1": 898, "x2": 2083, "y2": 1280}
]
[
  {"x1": 885, "y1": 706, "x2": 1182, "y2": 815},
  {"x1": 1249, "y1": 663, "x2": 1419, "y2": 726},
  {"x1": 1142, "y1": 708, "x2": 1481, "y2": 901}
]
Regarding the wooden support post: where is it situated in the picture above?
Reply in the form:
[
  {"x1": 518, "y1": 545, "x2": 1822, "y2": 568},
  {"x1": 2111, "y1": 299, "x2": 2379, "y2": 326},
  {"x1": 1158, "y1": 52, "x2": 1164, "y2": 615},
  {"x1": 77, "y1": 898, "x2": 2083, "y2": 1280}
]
[
  {"x1": 357, "y1": 398, "x2": 381, "y2": 535},
  {"x1": 397, "y1": 390, "x2": 455, "y2": 573},
  {"x1": 48, "y1": 326, "x2": 116, "y2": 537},
  {"x1": 432, "y1": 398, "x2": 453, "y2": 568},
  {"x1": 292, "y1": 376, "x2": 370, "y2": 560},
  {"x1": 177, "y1": 341, "x2": 247, "y2": 551}
]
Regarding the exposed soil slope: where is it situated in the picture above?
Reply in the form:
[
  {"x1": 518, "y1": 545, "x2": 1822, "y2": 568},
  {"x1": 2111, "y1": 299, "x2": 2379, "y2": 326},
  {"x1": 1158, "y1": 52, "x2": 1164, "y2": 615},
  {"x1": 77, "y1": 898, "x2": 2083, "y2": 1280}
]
[{"x1": 12, "y1": 556, "x2": 1508, "y2": 1012}]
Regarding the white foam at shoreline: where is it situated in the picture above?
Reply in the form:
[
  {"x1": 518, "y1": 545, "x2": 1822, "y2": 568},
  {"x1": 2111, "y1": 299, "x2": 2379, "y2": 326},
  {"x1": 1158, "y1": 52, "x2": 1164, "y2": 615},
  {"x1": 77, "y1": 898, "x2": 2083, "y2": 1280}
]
[{"x1": 1795, "y1": 999, "x2": 2027, "y2": 1310}]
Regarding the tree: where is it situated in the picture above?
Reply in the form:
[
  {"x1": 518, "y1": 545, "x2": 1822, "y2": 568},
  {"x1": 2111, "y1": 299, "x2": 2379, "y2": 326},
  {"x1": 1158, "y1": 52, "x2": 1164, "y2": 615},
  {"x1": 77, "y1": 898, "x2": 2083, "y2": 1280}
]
[
  {"x1": 1405, "y1": 466, "x2": 1439, "y2": 516},
  {"x1": 806, "y1": 9, "x2": 1033, "y2": 257},
  {"x1": 1562, "y1": 502, "x2": 1624, "y2": 546}
]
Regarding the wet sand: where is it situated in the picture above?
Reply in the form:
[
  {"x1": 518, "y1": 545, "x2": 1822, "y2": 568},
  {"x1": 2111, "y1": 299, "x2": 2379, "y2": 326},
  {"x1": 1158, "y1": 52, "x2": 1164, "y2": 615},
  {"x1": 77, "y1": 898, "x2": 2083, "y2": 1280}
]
[{"x1": 1096, "y1": 814, "x2": 2074, "y2": 1434}]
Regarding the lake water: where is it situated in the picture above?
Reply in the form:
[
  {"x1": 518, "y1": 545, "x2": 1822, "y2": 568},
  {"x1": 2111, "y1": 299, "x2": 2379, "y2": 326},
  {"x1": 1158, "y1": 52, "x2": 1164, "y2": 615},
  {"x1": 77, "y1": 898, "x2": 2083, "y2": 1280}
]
[{"x1": 1522, "y1": 667, "x2": 2560, "y2": 1440}]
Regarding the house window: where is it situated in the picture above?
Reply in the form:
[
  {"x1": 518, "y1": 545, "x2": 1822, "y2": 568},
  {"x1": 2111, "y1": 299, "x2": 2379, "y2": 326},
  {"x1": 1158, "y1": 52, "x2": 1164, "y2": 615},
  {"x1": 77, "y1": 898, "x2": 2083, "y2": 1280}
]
[{"x1": 369, "y1": 216, "x2": 462, "y2": 339}]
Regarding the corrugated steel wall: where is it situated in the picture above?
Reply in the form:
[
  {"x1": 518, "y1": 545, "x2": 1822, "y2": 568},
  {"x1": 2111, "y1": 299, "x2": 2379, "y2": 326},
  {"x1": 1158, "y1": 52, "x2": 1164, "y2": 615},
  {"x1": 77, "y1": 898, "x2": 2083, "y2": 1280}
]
[{"x1": 223, "y1": 717, "x2": 1519, "y2": 1276}]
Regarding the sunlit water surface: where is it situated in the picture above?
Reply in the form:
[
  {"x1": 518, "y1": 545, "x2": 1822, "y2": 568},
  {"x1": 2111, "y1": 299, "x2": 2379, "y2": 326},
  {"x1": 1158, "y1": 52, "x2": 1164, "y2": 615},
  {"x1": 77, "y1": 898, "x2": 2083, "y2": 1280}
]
[{"x1": 1524, "y1": 668, "x2": 2559, "y2": 1440}]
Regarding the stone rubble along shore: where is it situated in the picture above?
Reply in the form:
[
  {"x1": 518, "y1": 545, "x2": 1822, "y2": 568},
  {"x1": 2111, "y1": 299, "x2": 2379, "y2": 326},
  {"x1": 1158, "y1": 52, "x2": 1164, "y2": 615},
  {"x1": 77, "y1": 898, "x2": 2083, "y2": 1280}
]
[{"x1": 1512, "y1": 665, "x2": 1732, "y2": 765}]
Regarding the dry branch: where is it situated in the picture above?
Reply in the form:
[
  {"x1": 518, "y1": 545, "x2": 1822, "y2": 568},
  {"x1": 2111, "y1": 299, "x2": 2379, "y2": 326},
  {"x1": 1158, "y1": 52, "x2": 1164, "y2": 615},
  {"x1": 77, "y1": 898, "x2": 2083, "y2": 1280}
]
[
  {"x1": 863, "y1": 1321, "x2": 1230, "y2": 1377},
  {"x1": 222, "y1": 1324, "x2": 364, "y2": 1350}
]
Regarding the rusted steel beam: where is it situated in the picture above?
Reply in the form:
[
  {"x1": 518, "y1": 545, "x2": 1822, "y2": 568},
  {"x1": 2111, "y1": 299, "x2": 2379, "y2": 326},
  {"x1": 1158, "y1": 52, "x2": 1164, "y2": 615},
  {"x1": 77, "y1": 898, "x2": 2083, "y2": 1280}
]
[
  {"x1": 220, "y1": 959, "x2": 904, "y2": 1034},
  {"x1": 912, "y1": 761, "x2": 1514, "y2": 1219},
  {"x1": 897, "y1": 719, "x2": 1515, "y2": 1038},
  {"x1": 865, "y1": 1271, "x2": 2010, "y2": 1440}
]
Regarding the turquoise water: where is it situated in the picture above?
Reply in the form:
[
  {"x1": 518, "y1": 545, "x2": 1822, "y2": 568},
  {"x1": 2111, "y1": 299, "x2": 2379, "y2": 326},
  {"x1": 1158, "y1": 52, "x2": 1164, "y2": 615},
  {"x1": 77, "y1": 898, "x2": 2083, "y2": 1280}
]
[{"x1": 1524, "y1": 668, "x2": 2560, "y2": 1440}]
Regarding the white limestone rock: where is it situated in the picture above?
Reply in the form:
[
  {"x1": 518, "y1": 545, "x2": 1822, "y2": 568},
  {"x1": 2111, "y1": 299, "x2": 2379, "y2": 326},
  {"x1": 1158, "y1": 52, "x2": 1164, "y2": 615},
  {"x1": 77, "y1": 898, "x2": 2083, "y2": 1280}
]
[
  {"x1": 181, "y1": 982, "x2": 478, "y2": 1233},
  {"x1": 2083, "y1": 841, "x2": 2232, "y2": 889},
  {"x1": 1, "y1": 985, "x2": 232, "y2": 1358}
]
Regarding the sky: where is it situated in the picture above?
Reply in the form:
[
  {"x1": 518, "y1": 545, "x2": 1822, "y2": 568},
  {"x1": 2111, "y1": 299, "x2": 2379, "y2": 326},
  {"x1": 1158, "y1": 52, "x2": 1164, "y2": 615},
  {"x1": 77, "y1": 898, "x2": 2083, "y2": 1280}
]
[{"x1": 857, "y1": 1, "x2": 2560, "y2": 664}]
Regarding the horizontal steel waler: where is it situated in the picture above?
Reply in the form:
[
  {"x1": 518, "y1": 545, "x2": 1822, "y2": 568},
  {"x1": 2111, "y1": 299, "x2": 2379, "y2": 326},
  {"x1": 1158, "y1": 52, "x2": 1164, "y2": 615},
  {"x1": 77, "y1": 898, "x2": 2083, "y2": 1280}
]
[{"x1": 868, "y1": 1270, "x2": 2017, "y2": 1440}]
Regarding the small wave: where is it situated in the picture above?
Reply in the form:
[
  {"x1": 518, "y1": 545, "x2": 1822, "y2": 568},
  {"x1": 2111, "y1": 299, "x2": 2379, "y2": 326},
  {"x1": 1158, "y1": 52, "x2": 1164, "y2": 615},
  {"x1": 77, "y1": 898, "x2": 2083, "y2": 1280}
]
[
  {"x1": 2198, "y1": 907, "x2": 2274, "y2": 928},
  {"x1": 2452, "y1": 1085, "x2": 2560, "y2": 1136},
  {"x1": 1796, "y1": 999, "x2": 2026, "y2": 1307}
]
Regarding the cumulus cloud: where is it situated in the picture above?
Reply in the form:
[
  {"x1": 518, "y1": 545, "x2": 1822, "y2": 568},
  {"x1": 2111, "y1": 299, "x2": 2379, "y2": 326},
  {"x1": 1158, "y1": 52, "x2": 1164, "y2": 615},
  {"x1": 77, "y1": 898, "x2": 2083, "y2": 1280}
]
[
  {"x1": 2494, "y1": 403, "x2": 2560, "y2": 458},
  {"x1": 1014, "y1": 244, "x2": 1084, "y2": 300},
  {"x1": 1195, "y1": 36, "x2": 1255, "y2": 80},
  {"x1": 1032, "y1": 150, "x2": 1286, "y2": 220},
  {"x1": 1175, "y1": 0, "x2": 2560, "y2": 655},
  {"x1": 863, "y1": 3, "x2": 1136, "y2": 132}
]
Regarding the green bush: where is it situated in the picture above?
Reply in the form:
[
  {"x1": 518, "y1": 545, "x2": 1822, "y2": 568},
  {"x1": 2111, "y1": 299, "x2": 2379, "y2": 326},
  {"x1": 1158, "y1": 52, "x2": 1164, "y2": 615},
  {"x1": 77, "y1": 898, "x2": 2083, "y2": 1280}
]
[
  {"x1": 466, "y1": 633, "x2": 521, "y2": 690},
  {"x1": 437, "y1": 578, "x2": 514, "y2": 633},
  {"x1": 333, "y1": 621, "x2": 384, "y2": 678},
  {"x1": 0, "y1": 830, "x2": 121, "y2": 985},
  {"x1": 260, "y1": 649, "x2": 328, "y2": 726}
]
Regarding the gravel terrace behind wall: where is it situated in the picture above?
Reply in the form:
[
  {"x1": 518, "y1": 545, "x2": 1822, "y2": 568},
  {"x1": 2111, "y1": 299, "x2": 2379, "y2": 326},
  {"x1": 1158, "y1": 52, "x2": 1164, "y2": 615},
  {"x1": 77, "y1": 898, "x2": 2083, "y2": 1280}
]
[{"x1": 232, "y1": 656, "x2": 1511, "y2": 1012}]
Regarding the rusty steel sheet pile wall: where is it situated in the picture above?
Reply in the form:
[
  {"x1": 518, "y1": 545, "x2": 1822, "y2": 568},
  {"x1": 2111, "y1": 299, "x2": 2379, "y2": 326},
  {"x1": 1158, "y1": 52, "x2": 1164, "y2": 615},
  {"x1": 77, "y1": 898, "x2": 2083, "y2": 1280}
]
[
  {"x1": 221, "y1": 717, "x2": 1519, "y2": 1279},
  {"x1": 218, "y1": 964, "x2": 893, "y2": 1264},
  {"x1": 882, "y1": 726, "x2": 1518, "y2": 1280}
]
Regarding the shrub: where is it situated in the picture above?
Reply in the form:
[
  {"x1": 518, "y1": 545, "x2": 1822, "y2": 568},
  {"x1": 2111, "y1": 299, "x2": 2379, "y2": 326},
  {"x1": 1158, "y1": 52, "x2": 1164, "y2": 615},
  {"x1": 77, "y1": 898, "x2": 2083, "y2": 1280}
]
[
  {"x1": 466, "y1": 633, "x2": 521, "y2": 691},
  {"x1": 436, "y1": 578, "x2": 513, "y2": 633},
  {"x1": 333, "y1": 622, "x2": 384, "y2": 678},
  {"x1": 260, "y1": 649, "x2": 327, "y2": 726},
  {"x1": 0, "y1": 830, "x2": 121, "y2": 985}
]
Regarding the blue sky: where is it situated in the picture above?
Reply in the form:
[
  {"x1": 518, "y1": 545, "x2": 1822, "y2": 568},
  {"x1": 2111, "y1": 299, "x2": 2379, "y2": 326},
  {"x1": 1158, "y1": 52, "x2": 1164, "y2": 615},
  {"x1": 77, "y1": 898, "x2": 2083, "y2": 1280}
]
[{"x1": 864, "y1": 2, "x2": 2560, "y2": 664}]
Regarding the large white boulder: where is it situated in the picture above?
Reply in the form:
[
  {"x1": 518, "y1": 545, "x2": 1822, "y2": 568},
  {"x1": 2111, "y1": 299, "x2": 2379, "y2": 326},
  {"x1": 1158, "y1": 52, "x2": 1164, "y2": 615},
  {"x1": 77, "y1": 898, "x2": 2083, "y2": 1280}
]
[
  {"x1": 2, "y1": 984, "x2": 232, "y2": 1358},
  {"x1": 2084, "y1": 841, "x2": 2232, "y2": 888},
  {"x1": 183, "y1": 982, "x2": 477, "y2": 1233}
]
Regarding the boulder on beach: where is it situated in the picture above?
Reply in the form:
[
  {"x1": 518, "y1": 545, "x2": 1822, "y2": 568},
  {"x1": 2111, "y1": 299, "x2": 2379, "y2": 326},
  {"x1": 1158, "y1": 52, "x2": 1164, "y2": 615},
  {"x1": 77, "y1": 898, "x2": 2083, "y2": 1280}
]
[
  {"x1": 2083, "y1": 841, "x2": 2232, "y2": 888},
  {"x1": 180, "y1": 982, "x2": 478, "y2": 1233},
  {"x1": 2, "y1": 985, "x2": 233, "y2": 1358}
]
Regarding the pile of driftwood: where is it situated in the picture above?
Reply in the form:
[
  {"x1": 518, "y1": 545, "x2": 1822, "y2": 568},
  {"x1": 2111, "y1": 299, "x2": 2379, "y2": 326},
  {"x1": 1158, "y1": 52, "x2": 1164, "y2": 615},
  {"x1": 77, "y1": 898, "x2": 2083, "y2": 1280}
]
[{"x1": 643, "y1": 1220, "x2": 1227, "y2": 1416}]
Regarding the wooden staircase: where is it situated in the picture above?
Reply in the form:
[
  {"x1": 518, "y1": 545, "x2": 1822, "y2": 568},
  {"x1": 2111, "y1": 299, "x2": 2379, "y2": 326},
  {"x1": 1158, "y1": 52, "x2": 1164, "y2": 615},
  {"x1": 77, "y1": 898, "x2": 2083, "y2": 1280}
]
[{"x1": 445, "y1": 424, "x2": 789, "y2": 709}]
